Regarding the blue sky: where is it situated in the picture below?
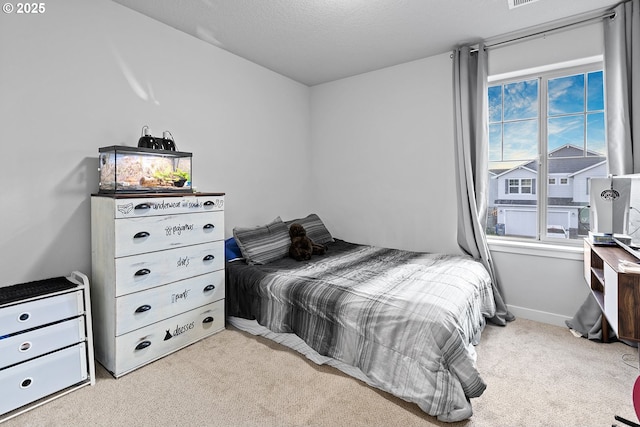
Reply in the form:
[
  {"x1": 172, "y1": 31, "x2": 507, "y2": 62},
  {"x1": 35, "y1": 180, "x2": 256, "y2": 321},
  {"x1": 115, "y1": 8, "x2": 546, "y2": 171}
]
[{"x1": 488, "y1": 70, "x2": 605, "y2": 163}]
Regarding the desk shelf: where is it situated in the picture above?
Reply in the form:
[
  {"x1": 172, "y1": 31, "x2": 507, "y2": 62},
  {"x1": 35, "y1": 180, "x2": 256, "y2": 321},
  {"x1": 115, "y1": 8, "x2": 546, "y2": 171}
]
[{"x1": 584, "y1": 239, "x2": 640, "y2": 343}]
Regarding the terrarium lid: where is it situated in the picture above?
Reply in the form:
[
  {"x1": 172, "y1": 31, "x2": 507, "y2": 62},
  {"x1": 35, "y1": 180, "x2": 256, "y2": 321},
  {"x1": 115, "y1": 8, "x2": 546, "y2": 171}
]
[{"x1": 98, "y1": 145, "x2": 192, "y2": 156}]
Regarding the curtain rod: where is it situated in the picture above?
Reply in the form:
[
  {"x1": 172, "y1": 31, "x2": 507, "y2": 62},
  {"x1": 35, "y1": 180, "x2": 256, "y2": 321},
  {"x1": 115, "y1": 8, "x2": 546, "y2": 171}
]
[{"x1": 468, "y1": 8, "x2": 616, "y2": 53}]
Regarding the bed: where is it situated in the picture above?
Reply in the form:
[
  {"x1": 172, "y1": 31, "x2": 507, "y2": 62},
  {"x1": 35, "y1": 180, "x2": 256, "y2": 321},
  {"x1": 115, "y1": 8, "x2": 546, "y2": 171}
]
[{"x1": 225, "y1": 214, "x2": 496, "y2": 422}]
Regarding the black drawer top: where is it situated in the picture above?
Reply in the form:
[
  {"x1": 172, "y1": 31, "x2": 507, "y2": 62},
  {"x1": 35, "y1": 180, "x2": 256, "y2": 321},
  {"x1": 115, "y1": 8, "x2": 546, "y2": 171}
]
[{"x1": 0, "y1": 277, "x2": 76, "y2": 305}]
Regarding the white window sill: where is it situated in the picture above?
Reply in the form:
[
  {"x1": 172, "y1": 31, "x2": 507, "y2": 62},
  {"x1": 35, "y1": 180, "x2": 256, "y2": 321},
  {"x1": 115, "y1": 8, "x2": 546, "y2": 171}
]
[{"x1": 486, "y1": 237, "x2": 583, "y2": 261}]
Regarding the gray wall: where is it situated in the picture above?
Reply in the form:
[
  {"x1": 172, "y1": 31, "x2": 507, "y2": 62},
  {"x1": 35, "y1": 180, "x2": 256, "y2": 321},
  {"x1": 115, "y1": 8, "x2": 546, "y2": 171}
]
[
  {"x1": 0, "y1": 0, "x2": 604, "y2": 327},
  {"x1": 309, "y1": 22, "x2": 605, "y2": 326},
  {"x1": 0, "y1": 0, "x2": 312, "y2": 285},
  {"x1": 310, "y1": 54, "x2": 459, "y2": 254}
]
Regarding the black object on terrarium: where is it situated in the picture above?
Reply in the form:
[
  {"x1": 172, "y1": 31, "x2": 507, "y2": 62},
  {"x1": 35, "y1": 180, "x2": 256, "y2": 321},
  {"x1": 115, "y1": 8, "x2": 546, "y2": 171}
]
[{"x1": 137, "y1": 125, "x2": 160, "y2": 149}]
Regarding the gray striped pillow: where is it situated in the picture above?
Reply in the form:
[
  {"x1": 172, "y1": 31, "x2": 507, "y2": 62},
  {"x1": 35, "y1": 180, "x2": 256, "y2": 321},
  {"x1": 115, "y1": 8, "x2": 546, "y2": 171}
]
[
  {"x1": 285, "y1": 214, "x2": 334, "y2": 245},
  {"x1": 233, "y1": 217, "x2": 290, "y2": 265}
]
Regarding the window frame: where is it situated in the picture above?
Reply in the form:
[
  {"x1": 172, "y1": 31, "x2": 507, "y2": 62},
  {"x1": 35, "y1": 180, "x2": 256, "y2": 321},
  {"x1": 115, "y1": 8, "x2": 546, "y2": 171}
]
[{"x1": 487, "y1": 61, "x2": 606, "y2": 246}]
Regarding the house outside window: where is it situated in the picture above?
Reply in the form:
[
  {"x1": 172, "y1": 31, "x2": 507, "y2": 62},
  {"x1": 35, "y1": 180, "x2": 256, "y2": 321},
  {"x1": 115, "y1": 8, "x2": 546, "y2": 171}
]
[{"x1": 487, "y1": 63, "x2": 607, "y2": 242}]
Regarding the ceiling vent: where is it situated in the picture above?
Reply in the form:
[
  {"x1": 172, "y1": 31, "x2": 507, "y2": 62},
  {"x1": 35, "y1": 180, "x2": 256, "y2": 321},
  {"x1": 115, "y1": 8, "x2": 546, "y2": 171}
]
[{"x1": 508, "y1": 0, "x2": 540, "y2": 9}]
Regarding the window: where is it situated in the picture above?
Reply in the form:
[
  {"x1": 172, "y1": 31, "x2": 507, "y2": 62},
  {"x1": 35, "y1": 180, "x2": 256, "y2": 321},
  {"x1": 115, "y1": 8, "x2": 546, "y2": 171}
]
[
  {"x1": 487, "y1": 64, "x2": 607, "y2": 242},
  {"x1": 506, "y1": 178, "x2": 535, "y2": 194}
]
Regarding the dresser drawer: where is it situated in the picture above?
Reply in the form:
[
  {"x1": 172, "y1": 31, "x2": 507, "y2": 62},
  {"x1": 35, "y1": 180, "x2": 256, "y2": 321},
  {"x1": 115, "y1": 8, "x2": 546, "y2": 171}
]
[
  {"x1": 0, "y1": 291, "x2": 83, "y2": 336},
  {"x1": 115, "y1": 241, "x2": 224, "y2": 296},
  {"x1": 114, "y1": 210, "x2": 224, "y2": 257},
  {"x1": 115, "y1": 271, "x2": 225, "y2": 335},
  {"x1": 112, "y1": 300, "x2": 224, "y2": 377},
  {"x1": 0, "y1": 343, "x2": 88, "y2": 416},
  {"x1": 0, "y1": 317, "x2": 85, "y2": 368},
  {"x1": 112, "y1": 195, "x2": 224, "y2": 219}
]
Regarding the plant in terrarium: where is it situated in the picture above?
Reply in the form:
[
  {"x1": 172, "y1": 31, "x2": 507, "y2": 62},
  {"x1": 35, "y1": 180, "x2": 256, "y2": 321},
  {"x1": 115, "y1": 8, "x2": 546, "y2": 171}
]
[{"x1": 153, "y1": 168, "x2": 190, "y2": 187}]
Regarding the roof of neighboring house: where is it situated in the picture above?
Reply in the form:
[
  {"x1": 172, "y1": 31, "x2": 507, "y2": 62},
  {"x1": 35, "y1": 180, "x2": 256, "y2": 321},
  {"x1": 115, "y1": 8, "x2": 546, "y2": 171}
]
[{"x1": 490, "y1": 145, "x2": 606, "y2": 176}]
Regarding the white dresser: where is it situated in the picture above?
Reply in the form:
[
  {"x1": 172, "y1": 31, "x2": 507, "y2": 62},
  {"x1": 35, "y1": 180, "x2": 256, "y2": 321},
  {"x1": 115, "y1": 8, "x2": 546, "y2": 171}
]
[
  {"x1": 91, "y1": 193, "x2": 225, "y2": 378},
  {"x1": 0, "y1": 271, "x2": 95, "y2": 422}
]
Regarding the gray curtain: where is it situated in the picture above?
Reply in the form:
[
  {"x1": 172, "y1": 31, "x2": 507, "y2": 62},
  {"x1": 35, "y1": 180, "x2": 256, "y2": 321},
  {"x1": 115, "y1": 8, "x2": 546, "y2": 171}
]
[
  {"x1": 606, "y1": 0, "x2": 640, "y2": 175},
  {"x1": 452, "y1": 45, "x2": 514, "y2": 326},
  {"x1": 566, "y1": 0, "x2": 640, "y2": 340}
]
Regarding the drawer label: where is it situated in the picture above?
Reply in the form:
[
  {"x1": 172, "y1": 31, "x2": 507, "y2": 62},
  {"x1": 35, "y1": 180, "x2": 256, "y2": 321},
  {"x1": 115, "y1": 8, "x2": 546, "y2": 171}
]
[
  {"x1": 171, "y1": 288, "x2": 191, "y2": 303},
  {"x1": 165, "y1": 223, "x2": 194, "y2": 236},
  {"x1": 116, "y1": 198, "x2": 224, "y2": 215},
  {"x1": 163, "y1": 320, "x2": 195, "y2": 341}
]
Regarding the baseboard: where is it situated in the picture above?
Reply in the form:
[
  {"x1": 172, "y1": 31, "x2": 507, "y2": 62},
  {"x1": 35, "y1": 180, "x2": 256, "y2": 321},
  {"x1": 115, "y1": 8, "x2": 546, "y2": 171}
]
[{"x1": 506, "y1": 304, "x2": 572, "y2": 328}]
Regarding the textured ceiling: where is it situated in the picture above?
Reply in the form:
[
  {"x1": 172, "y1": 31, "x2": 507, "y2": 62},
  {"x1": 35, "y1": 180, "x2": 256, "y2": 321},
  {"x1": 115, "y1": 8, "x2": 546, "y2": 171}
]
[{"x1": 111, "y1": 0, "x2": 621, "y2": 86}]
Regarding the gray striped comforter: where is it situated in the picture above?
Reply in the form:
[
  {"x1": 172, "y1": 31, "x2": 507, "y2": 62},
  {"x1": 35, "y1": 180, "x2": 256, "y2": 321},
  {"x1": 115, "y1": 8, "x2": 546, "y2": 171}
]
[{"x1": 226, "y1": 240, "x2": 496, "y2": 421}]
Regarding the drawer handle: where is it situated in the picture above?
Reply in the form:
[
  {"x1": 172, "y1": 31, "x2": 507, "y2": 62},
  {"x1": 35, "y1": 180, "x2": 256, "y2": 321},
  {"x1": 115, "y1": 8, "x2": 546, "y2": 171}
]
[
  {"x1": 203, "y1": 223, "x2": 215, "y2": 230},
  {"x1": 18, "y1": 312, "x2": 30, "y2": 322},
  {"x1": 135, "y1": 340, "x2": 151, "y2": 351},
  {"x1": 203, "y1": 255, "x2": 215, "y2": 261},
  {"x1": 203, "y1": 284, "x2": 215, "y2": 292},
  {"x1": 134, "y1": 231, "x2": 150, "y2": 239},
  {"x1": 135, "y1": 304, "x2": 152, "y2": 313},
  {"x1": 135, "y1": 268, "x2": 151, "y2": 276},
  {"x1": 134, "y1": 203, "x2": 152, "y2": 210},
  {"x1": 203, "y1": 316, "x2": 214, "y2": 324},
  {"x1": 20, "y1": 378, "x2": 33, "y2": 389},
  {"x1": 203, "y1": 201, "x2": 214, "y2": 206},
  {"x1": 19, "y1": 341, "x2": 32, "y2": 352}
]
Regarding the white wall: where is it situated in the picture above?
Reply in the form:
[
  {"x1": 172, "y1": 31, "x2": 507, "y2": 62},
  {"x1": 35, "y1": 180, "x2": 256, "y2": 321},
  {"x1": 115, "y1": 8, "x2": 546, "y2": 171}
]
[
  {"x1": 310, "y1": 53, "x2": 460, "y2": 254},
  {"x1": 310, "y1": 22, "x2": 606, "y2": 326},
  {"x1": 488, "y1": 21, "x2": 604, "y2": 76},
  {"x1": 0, "y1": 0, "x2": 311, "y2": 286}
]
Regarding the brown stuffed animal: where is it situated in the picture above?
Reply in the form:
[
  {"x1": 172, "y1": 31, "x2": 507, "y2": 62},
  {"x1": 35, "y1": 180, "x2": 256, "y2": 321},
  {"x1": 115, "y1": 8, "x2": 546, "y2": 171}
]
[{"x1": 288, "y1": 223, "x2": 326, "y2": 261}]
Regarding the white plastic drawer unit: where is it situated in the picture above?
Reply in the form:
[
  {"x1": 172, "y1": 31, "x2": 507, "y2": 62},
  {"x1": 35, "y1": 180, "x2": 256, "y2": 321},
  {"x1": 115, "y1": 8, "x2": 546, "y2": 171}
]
[
  {"x1": 114, "y1": 240, "x2": 224, "y2": 297},
  {"x1": 112, "y1": 300, "x2": 224, "y2": 377},
  {"x1": 114, "y1": 210, "x2": 224, "y2": 257},
  {"x1": 112, "y1": 195, "x2": 224, "y2": 219},
  {"x1": 0, "y1": 317, "x2": 85, "y2": 367},
  {"x1": 115, "y1": 270, "x2": 225, "y2": 335},
  {"x1": 0, "y1": 291, "x2": 84, "y2": 337},
  {"x1": 0, "y1": 343, "x2": 88, "y2": 416}
]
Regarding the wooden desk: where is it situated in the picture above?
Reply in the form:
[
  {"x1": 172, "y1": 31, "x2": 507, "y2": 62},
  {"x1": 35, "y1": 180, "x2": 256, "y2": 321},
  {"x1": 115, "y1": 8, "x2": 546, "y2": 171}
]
[{"x1": 584, "y1": 239, "x2": 640, "y2": 343}]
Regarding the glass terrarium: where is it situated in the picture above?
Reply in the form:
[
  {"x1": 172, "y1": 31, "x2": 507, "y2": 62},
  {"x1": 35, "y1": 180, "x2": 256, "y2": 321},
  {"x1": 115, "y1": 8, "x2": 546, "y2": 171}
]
[{"x1": 98, "y1": 145, "x2": 192, "y2": 194}]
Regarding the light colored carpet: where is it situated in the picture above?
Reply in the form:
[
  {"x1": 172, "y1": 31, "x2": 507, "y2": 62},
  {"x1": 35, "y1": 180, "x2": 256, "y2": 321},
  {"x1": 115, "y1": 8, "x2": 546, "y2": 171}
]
[{"x1": 2, "y1": 318, "x2": 638, "y2": 427}]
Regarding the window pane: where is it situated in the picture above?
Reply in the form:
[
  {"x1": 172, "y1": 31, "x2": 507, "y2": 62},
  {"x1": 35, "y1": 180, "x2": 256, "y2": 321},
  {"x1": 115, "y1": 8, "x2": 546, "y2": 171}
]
[
  {"x1": 548, "y1": 116, "x2": 585, "y2": 154},
  {"x1": 548, "y1": 74, "x2": 584, "y2": 116},
  {"x1": 503, "y1": 120, "x2": 538, "y2": 160},
  {"x1": 504, "y1": 80, "x2": 538, "y2": 120},
  {"x1": 587, "y1": 112, "x2": 606, "y2": 156},
  {"x1": 489, "y1": 123, "x2": 503, "y2": 161},
  {"x1": 509, "y1": 179, "x2": 519, "y2": 194},
  {"x1": 587, "y1": 71, "x2": 604, "y2": 111},
  {"x1": 488, "y1": 86, "x2": 502, "y2": 122}
]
